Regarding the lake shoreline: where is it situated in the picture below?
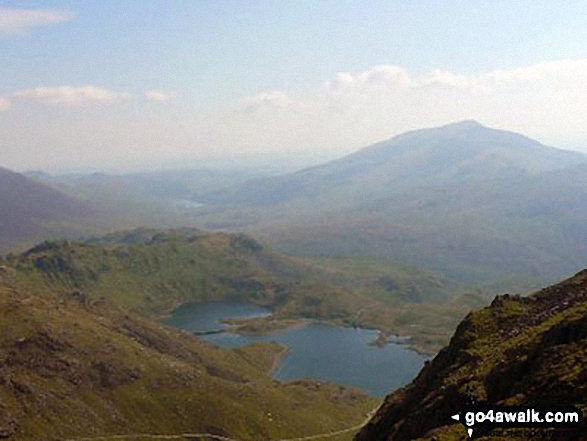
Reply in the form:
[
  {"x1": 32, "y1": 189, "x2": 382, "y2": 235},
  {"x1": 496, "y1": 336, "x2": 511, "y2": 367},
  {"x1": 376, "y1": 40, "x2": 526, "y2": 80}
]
[
  {"x1": 164, "y1": 299, "x2": 431, "y2": 397},
  {"x1": 269, "y1": 345, "x2": 292, "y2": 375},
  {"x1": 161, "y1": 299, "x2": 437, "y2": 356},
  {"x1": 225, "y1": 316, "x2": 311, "y2": 336}
]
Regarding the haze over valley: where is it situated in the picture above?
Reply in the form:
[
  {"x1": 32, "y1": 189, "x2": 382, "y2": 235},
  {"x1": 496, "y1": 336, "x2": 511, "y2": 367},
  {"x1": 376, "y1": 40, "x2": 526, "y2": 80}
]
[{"x1": 22, "y1": 120, "x2": 587, "y2": 293}]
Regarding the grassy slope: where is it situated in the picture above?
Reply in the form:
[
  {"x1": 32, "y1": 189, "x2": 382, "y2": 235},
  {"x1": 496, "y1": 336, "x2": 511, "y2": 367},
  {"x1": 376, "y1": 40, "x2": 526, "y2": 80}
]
[
  {"x1": 0, "y1": 255, "x2": 376, "y2": 440},
  {"x1": 354, "y1": 270, "x2": 587, "y2": 441},
  {"x1": 5, "y1": 229, "x2": 483, "y2": 353},
  {"x1": 281, "y1": 256, "x2": 489, "y2": 352}
]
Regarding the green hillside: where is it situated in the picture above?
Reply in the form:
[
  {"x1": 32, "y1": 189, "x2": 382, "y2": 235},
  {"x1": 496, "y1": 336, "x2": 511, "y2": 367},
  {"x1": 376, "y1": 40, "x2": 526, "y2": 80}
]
[
  {"x1": 355, "y1": 270, "x2": 587, "y2": 440},
  {"x1": 0, "y1": 232, "x2": 378, "y2": 440},
  {"x1": 4, "y1": 228, "x2": 482, "y2": 353}
]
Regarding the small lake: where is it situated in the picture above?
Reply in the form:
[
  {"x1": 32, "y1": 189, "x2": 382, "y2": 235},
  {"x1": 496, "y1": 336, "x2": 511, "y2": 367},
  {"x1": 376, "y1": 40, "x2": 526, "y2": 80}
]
[{"x1": 164, "y1": 300, "x2": 429, "y2": 397}]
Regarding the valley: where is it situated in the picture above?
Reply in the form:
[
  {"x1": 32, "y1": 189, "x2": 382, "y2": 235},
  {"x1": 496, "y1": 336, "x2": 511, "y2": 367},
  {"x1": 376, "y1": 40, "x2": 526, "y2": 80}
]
[
  {"x1": 1, "y1": 122, "x2": 586, "y2": 440},
  {"x1": 0, "y1": 235, "x2": 379, "y2": 440},
  {"x1": 4, "y1": 3, "x2": 587, "y2": 439}
]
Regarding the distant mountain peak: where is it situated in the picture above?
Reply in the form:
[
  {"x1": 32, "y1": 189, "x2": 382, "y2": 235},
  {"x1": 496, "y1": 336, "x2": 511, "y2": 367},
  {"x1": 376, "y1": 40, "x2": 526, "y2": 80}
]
[
  {"x1": 437, "y1": 119, "x2": 485, "y2": 130},
  {"x1": 230, "y1": 120, "x2": 586, "y2": 213}
]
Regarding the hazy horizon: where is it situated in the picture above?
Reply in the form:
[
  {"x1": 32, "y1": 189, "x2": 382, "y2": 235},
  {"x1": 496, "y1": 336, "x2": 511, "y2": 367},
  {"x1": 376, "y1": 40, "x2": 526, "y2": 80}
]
[
  {"x1": 4, "y1": 1, "x2": 587, "y2": 172},
  {"x1": 10, "y1": 119, "x2": 586, "y2": 176}
]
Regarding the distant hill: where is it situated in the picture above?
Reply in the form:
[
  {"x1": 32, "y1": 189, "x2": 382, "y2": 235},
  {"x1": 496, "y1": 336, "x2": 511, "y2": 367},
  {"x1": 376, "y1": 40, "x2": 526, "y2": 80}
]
[
  {"x1": 354, "y1": 269, "x2": 587, "y2": 440},
  {"x1": 232, "y1": 120, "x2": 584, "y2": 207},
  {"x1": 7, "y1": 228, "x2": 479, "y2": 353},
  {"x1": 16, "y1": 121, "x2": 587, "y2": 291},
  {"x1": 0, "y1": 230, "x2": 377, "y2": 439},
  {"x1": 0, "y1": 167, "x2": 92, "y2": 252},
  {"x1": 207, "y1": 121, "x2": 587, "y2": 288},
  {"x1": 22, "y1": 167, "x2": 278, "y2": 242}
]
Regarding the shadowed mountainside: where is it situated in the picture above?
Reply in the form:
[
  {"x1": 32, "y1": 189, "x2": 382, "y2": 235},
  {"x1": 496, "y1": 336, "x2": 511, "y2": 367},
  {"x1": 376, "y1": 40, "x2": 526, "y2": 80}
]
[
  {"x1": 219, "y1": 121, "x2": 587, "y2": 287},
  {"x1": 0, "y1": 167, "x2": 93, "y2": 252}
]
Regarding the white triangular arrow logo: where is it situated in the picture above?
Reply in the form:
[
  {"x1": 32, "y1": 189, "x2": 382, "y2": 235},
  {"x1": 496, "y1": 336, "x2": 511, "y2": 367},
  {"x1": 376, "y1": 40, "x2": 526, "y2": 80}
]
[
  {"x1": 451, "y1": 413, "x2": 460, "y2": 421},
  {"x1": 468, "y1": 428, "x2": 473, "y2": 437}
]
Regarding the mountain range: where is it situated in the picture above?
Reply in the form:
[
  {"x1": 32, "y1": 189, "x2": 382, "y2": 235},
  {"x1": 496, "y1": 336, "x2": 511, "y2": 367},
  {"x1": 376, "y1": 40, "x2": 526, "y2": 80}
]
[
  {"x1": 11, "y1": 120, "x2": 587, "y2": 296},
  {"x1": 17, "y1": 121, "x2": 587, "y2": 292},
  {"x1": 2, "y1": 119, "x2": 587, "y2": 439},
  {"x1": 213, "y1": 121, "x2": 587, "y2": 289},
  {"x1": 0, "y1": 229, "x2": 585, "y2": 439},
  {"x1": 8, "y1": 121, "x2": 587, "y2": 300}
]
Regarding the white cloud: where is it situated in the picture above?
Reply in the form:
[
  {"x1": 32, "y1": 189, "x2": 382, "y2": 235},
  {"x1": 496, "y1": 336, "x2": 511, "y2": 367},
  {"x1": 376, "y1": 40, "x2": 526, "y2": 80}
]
[
  {"x1": 145, "y1": 90, "x2": 174, "y2": 101},
  {"x1": 320, "y1": 60, "x2": 587, "y2": 96},
  {"x1": 13, "y1": 86, "x2": 133, "y2": 106},
  {"x1": 359, "y1": 65, "x2": 412, "y2": 87},
  {"x1": 0, "y1": 7, "x2": 73, "y2": 35},
  {"x1": 222, "y1": 59, "x2": 587, "y2": 157},
  {"x1": 5, "y1": 60, "x2": 587, "y2": 172},
  {"x1": 239, "y1": 91, "x2": 291, "y2": 113}
]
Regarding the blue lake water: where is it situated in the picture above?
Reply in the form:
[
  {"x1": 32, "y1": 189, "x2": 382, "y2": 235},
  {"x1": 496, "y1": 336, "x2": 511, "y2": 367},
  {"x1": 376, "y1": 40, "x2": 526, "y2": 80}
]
[{"x1": 164, "y1": 300, "x2": 429, "y2": 396}]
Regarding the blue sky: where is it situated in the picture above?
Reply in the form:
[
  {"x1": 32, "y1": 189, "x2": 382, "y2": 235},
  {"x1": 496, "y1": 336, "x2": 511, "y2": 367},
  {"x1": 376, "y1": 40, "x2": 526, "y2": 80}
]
[{"x1": 2, "y1": 1, "x2": 587, "y2": 171}]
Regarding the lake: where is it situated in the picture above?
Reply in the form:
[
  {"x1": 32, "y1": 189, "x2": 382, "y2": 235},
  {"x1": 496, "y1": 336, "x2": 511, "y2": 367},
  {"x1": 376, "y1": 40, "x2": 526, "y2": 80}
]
[{"x1": 164, "y1": 300, "x2": 429, "y2": 397}]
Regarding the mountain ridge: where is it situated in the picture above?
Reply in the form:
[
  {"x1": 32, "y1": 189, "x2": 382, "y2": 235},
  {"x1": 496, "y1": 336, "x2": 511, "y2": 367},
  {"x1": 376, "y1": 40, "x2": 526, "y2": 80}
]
[
  {"x1": 5, "y1": 228, "x2": 477, "y2": 353},
  {"x1": 354, "y1": 269, "x2": 587, "y2": 440},
  {"x1": 0, "y1": 229, "x2": 378, "y2": 440},
  {"x1": 232, "y1": 120, "x2": 585, "y2": 207},
  {"x1": 0, "y1": 167, "x2": 93, "y2": 252},
  {"x1": 209, "y1": 122, "x2": 587, "y2": 287}
]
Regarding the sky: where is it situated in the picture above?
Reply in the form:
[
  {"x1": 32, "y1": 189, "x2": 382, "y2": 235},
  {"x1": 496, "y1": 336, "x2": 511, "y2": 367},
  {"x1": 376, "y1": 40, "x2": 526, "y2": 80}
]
[{"x1": 3, "y1": 1, "x2": 587, "y2": 172}]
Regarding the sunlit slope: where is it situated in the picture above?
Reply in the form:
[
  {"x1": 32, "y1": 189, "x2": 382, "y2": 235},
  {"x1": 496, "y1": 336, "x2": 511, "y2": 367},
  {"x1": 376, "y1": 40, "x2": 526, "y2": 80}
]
[
  {"x1": 5, "y1": 228, "x2": 482, "y2": 352},
  {"x1": 355, "y1": 270, "x2": 587, "y2": 441},
  {"x1": 0, "y1": 246, "x2": 376, "y2": 440}
]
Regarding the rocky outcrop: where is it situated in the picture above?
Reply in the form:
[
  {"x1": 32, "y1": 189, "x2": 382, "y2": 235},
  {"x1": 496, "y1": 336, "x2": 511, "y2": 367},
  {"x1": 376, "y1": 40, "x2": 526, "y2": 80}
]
[{"x1": 355, "y1": 270, "x2": 587, "y2": 440}]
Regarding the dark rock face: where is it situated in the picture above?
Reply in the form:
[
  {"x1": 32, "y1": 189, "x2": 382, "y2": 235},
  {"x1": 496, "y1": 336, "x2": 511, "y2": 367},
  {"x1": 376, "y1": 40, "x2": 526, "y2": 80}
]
[
  {"x1": 0, "y1": 406, "x2": 17, "y2": 439},
  {"x1": 355, "y1": 270, "x2": 587, "y2": 441}
]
